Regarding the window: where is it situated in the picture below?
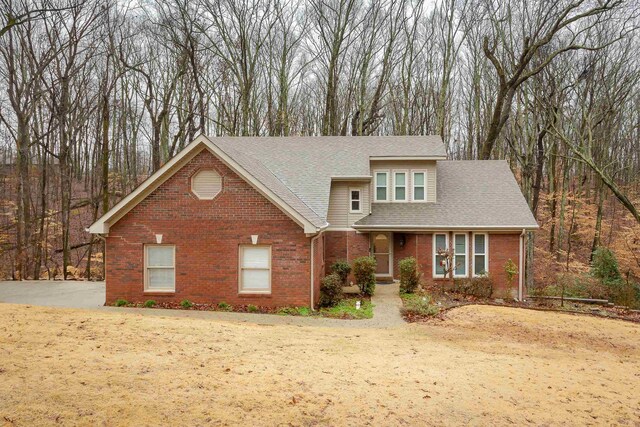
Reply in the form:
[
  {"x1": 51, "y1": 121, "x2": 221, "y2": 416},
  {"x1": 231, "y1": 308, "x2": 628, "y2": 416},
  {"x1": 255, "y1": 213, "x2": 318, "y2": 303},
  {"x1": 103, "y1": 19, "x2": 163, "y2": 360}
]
[
  {"x1": 473, "y1": 233, "x2": 488, "y2": 276},
  {"x1": 394, "y1": 172, "x2": 407, "y2": 201},
  {"x1": 412, "y1": 171, "x2": 426, "y2": 201},
  {"x1": 453, "y1": 233, "x2": 468, "y2": 277},
  {"x1": 239, "y1": 246, "x2": 271, "y2": 294},
  {"x1": 350, "y1": 188, "x2": 362, "y2": 213},
  {"x1": 145, "y1": 245, "x2": 175, "y2": 292},
  {"x1": 433, "y1": 233, "x2": 448, "y2": 277},
  {"x1": 191, "y1": 169, "x2": 221, "y2": 199},
  {"x1": 375, "y1": 171, "x2": 388, "y2": 201}
]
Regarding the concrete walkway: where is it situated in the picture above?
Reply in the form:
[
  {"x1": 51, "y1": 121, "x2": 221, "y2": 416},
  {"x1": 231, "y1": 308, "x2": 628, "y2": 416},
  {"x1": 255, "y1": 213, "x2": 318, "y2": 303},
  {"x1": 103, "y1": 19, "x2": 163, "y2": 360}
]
[
  {"x1": 0, "y1": 280, "x2": 105, "y2": 308},
  {"x1": 0, "y1": 280, "x2": 406, "y2": 329}
]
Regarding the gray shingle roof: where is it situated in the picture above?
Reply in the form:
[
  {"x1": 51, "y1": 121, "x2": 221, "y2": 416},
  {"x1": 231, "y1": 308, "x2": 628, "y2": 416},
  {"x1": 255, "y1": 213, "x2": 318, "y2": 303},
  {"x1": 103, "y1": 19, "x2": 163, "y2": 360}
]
[
  {"x1": 353, "y1": 160, "x2": 538, "y2": 229},
  {"x1": 208, "y1": 136, "x2": 446, "y2": 223}
]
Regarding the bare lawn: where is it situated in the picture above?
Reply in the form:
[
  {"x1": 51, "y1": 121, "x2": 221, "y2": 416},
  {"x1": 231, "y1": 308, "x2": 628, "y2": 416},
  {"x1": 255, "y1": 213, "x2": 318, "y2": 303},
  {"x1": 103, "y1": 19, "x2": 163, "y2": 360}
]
[{"x1": 0, "y1": 304, "x2": 638, "y2": 426}]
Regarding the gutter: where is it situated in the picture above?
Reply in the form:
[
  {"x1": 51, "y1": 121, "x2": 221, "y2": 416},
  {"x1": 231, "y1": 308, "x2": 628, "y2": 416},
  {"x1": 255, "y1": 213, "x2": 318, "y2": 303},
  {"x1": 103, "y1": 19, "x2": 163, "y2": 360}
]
[
  {"x1": 310, "y1": 233, "x2": 323, "y2": 311},
  {"x1": 518, "y1": 229, "x2": 525, "y2": 301},
  {"x1": 352, "y1": 224, "x2": 539, "y2": 231}
]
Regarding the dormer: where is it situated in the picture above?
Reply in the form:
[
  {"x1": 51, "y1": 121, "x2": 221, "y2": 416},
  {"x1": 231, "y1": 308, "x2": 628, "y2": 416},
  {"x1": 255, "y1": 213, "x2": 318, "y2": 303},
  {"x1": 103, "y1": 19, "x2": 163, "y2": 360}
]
[{"x1": 370, "y1": 157, "x2": 439, "y2": 204}]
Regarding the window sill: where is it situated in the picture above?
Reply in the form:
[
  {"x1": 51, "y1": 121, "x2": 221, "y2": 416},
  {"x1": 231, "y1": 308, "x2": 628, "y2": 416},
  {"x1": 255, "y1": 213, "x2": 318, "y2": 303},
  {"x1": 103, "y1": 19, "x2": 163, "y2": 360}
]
[{"x1": 144, "y1": 290, "x2": 176, "y2": 296}]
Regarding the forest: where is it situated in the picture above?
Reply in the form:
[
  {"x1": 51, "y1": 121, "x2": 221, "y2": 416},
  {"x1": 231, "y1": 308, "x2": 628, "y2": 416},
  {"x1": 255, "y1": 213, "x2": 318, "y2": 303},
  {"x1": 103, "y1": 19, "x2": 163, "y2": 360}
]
[{"x1": 0, "y1": 0, "x2": 639, "y2": 296}]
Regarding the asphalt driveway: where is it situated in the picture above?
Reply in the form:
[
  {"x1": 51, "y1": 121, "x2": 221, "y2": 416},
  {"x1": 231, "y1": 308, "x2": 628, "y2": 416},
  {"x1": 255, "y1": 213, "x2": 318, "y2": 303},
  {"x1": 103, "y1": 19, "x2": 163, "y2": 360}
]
[{"x1": 0, "y1": 280, "x2": 105, "y2": 308}]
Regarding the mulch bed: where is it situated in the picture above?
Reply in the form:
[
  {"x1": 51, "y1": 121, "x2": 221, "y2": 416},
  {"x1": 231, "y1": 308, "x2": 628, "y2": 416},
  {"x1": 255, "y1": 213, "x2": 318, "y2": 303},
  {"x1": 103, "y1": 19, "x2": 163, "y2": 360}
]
[
  {"x1": 113, "y1": 301, "x2": 282, "y2": 314},
  {"x1": 402, "y1": 290, "x2": 640, "y2": 324}
]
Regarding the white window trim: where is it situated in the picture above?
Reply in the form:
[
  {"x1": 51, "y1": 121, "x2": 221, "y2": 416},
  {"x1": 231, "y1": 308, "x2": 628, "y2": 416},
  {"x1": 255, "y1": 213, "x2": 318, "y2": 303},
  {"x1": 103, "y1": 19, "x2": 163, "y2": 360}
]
[
  {"x1": 393, "y1": 170, "x2": 408, "y2": 202},
  {"x1": 373, "y1": 170, "x2": 389, "y2": 202},
  {"x1": 238, "y1": 245, "x2": 272, "y2": 294},
  {"x1": 472, "y1": 233, "x2": 489, "y2": 277},
  {"x1": 432, "y1": 233, "x2": 449, "y2": 279},
  {"x1": 144, "y1": 245, "x2": 176, "y2": 292},
  {"x1": 349, "y1": 187, "x2": 362, "y2": 213},
  {"x1": 453, "y1": 233, "x2": 468, "y2": 278},
  {"x1": 412, "y1": 170, "x2": 427, "y2": 203}
]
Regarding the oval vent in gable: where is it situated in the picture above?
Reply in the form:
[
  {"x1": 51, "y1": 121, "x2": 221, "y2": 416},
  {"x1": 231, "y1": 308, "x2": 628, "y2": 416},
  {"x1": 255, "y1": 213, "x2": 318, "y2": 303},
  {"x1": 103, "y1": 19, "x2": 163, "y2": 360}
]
[{"x1": 191, "y1": 169, "x2": 222, "y2": 200}]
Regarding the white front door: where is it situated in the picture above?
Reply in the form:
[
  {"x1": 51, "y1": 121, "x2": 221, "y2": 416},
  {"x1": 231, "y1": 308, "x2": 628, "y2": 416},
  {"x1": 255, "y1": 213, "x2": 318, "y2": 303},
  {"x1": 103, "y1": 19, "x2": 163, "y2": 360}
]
[{"x1": 372, "y1": 233, "x2": 392, "y2": 276}]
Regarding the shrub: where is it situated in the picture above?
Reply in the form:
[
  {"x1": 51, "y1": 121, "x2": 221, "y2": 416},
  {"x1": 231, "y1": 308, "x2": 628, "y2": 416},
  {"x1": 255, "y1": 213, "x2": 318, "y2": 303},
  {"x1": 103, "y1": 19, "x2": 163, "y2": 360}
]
[
  {"x1": 319, "y1": 273, "x2": 344, "y2": 307},
  {"x1": 398, "y1": 257, "x2": 420, "y2": 294},
  {"x1": 143, "y1": 300, "x2": 156, "y2": 308},
  {"x1": 247, "y1": 304, "x2": 259, "y2": 313},
  {"x1": 504, "y1": 259, "x2": 518, "y2": 288},
  {"x1": 452, "y1": 275, "x2": 494, "y2": 298},
  {"x1": 296, "y1": 306, "x2": 311, "y2": 316},
  {"x1": 353, "y1": 256, "x2": 376, "y2": 296},
  {"x1": 607, "y1": 279, "x2": 640, "y2": 309},
  {"x1": 115, "y1": 298, "x2": 128, "y2": 307},
  {"x1": 591, "y1": 247, "x2": 621, "y2": 282},
  {"x1": 330, "y1": 260, "x2": 351, "y2": 285},
  {"x1": 400, "y1": 293, "x2": 440, "y2": 317},
  {"x1": 217, "y1": 302, "x2": 231, "y2": 311},
  {"x1": 180, "y1": 299, "x2": 193, "y2": 309}
]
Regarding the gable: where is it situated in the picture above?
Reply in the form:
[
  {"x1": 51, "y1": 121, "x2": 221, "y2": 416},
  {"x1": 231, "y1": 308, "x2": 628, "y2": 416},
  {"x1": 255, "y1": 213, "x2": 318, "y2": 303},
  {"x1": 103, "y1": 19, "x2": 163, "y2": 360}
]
[
  {"x1": 110, "y1": 150, "x2": 301, "y2": 230},
  {"x1": 89, "y1": 135, "x2": 325, "y2": 235}
]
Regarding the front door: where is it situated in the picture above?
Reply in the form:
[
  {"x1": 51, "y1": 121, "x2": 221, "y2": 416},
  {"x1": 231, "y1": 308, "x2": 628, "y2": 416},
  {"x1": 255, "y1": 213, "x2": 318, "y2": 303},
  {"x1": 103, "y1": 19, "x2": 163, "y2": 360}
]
[{"x1": 372, "y1": 233, "x2": 392, "y2": 276}]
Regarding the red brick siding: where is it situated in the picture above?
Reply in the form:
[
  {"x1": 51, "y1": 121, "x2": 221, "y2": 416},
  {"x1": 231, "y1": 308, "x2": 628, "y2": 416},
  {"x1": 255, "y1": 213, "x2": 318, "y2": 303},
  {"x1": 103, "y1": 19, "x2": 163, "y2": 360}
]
[
  {"x1": 105, "y1": 149, "x2": 312, "y2": 307},
  {"x1": 324, "y1": 231, "x2": 348, "y2": 267},
  {"x1": 488, "y1": 233, "x2": 521, "y2": 297},
  {"x1": 324, "y1": 230, "x2": 370, "y2": 283},
  {"x1": 387, "y1": 232, "x2": 521, "y2": 296},
  {"x1": 392, "y1": 233, "x2": 432, "y2": 280},
  {"x1": 324, "y1": 231, "x2": 370, "y2": 265}
]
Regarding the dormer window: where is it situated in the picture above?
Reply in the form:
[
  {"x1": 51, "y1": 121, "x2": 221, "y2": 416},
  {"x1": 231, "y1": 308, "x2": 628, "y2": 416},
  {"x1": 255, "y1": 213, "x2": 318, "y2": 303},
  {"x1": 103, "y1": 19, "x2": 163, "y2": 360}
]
[
  {"x1": 393, "y1": 172, "x2": 407, "y2": 201},
  {"x1": 350, "y1": 188, "x2": 362, "y2": 213},
  {"x1": 375, "y1": 171, "x2": 388, "y2": 201},
  {"x1": 412, "y1": 171, "x2": 426, "y2": 201}
]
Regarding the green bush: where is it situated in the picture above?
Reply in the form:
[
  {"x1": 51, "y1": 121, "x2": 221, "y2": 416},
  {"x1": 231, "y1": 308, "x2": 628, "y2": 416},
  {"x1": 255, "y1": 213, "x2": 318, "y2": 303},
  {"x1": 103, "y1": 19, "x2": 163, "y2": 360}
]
[
  {"x1": 452, "y1": 275, "x2": 494, "y2": 298},
  {"x1": 217, "y1": 302, "x2": 231, "y2": 311},
  {"x1": 504, "y1": 259, "x2": 518, "y2": 288},
  {"x1": 400, "y1": 293, "x2": 440, "y2": 317},
  {"x1": 143, "y1": 300, "x2": 156, "y2": 308},
  {"x1": 398, "y1": 257, "x2": 420, "y2": 294},
  {"x1": 330, "y1": 260, "x2": 352, "y2": 285},
  {"x1": 591, "y1": 247, "x2": 622, "y2": 282},
  {"x1": 353, "y1": 256, "x2": 376, "y2": 296},
  {"x1": 180, "y1": 299, "x2": 193, "y2": 309},
  {"x1": 115, "y1": 299, "x2": 128, "y2": 307},
  {"x1": 319, "y1": 273, "x2": 344, "y2": 307},
  {"x1": 607, "y1": 280, "x2": 640, "y2": 309},
  {"x1": 247, "y1": 304, "x2": 259, "y2": 313},
  {"x1": 296, "y1": 306, "x2": 311, "y2": 316}
]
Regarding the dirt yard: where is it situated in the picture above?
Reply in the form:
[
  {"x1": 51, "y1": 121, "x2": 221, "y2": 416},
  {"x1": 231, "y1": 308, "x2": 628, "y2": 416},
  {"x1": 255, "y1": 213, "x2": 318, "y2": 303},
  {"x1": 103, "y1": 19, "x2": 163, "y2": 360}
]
[{"x1": 0, "y1": 304, "x2": 638, "y2": 426}]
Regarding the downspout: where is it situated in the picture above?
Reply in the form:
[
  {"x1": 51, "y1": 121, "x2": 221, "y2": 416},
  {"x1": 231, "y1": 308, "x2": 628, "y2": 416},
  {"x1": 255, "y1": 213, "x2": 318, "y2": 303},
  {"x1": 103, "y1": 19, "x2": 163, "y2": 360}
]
[
  {"x1": 519, "y1": 229, "x2": 525, "y2": 301},
  {"x1": 310, "y1": 233, "x2": 322, "y2": 311}
]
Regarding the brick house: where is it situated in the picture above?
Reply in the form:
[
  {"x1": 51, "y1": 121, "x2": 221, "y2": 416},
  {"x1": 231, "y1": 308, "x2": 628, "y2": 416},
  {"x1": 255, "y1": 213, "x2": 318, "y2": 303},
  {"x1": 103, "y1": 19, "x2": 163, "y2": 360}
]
[{"x1": 89, "y1": 135, "x2": 538, "y2": 307}]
